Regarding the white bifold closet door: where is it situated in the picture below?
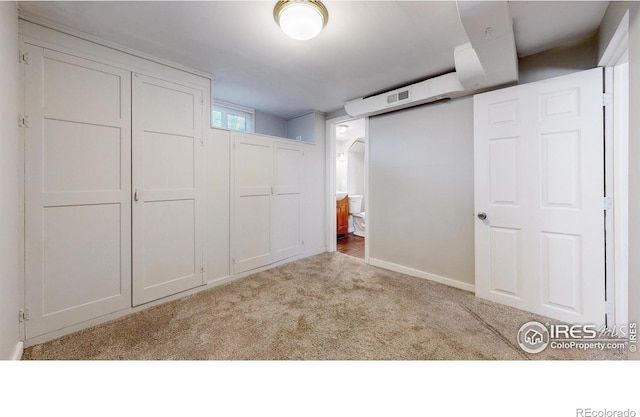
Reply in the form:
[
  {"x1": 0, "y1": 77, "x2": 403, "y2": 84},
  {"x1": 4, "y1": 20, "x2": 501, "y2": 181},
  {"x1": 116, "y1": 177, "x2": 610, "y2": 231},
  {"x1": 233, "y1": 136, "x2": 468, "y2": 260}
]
[
  {"x1": 24, "y1": 45, "x2": 132, "y2": 338},
  {"x1": 232, "y1": 135, "x2": 304, "y2": 274},
  {"x1": 131, "y1": 73, "x2": 205, "y2": 306}
]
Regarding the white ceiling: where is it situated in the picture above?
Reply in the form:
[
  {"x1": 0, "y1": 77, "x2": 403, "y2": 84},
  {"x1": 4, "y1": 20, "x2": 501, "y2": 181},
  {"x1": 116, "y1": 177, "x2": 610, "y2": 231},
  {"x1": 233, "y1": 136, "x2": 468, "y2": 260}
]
[{"x1": 18, "y1": 1, "x2": 609, "y2": 119}]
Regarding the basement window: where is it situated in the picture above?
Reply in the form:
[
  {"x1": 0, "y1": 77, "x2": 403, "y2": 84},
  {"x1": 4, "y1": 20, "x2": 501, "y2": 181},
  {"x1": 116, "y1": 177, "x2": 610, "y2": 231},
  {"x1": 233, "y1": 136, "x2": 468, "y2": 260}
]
[{"x1": 212, "y1": 100, "x2": 254, "y2": 132}]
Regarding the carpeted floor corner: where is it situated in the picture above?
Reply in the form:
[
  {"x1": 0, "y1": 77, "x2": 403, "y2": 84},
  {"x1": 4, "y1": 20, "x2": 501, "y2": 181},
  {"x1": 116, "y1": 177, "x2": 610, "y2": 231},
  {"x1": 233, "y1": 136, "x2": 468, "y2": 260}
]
[{"x1": 22, "y1": 252, "x2": 627, "y2": 360}]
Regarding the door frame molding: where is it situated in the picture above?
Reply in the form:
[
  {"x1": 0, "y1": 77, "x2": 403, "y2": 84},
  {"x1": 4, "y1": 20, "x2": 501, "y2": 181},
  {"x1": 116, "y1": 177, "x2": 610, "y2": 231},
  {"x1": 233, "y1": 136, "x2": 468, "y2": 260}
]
[
  {"x1": 325, "y1": 115, "x2": 369, "y2": 262},
  {"x1": 599, "y1": 9, "x2": 630, "y2": 329}
]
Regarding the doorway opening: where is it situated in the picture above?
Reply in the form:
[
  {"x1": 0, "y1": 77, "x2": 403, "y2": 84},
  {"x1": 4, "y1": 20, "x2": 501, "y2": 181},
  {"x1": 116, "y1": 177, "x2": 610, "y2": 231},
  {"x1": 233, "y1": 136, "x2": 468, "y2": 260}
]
[{"x1": 326, "y1": 116, "x2": 368, "y2": 260}]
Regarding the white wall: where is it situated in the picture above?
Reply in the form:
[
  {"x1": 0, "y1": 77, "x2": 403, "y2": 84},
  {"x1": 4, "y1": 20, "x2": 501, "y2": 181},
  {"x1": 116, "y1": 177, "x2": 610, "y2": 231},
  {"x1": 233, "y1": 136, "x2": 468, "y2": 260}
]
[
  {"x1": 347, "y1": 147, "x2": 364, "y2": 198},
  {"x1": 369, "y1": 97, "x2": 475, "y2": 287},
  {"x1": 0, "y1": 2, "x2": 21, "y2": 360},
  {"x1": 518, "y1": 36, "x2": 597, "y2": 84},
  {"x1": 286, "y1": 111, "x2": 326, "y2": 144},
  {"x1": 255, "y1": 110, "x2": 286, "y2": 138}
]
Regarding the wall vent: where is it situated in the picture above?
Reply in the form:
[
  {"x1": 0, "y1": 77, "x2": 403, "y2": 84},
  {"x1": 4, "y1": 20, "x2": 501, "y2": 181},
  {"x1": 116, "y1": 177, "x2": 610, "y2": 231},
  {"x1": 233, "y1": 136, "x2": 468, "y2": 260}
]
[{"x1": 386, "y1": 89, "x2": 410, "y2": 106}]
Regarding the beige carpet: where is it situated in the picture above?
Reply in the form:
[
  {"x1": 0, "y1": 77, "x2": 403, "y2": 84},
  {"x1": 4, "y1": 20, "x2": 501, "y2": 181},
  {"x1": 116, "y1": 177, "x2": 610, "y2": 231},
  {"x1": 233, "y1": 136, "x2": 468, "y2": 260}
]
[{"x1": 22, "y1": 252, "x2": 626, "y2": 360}]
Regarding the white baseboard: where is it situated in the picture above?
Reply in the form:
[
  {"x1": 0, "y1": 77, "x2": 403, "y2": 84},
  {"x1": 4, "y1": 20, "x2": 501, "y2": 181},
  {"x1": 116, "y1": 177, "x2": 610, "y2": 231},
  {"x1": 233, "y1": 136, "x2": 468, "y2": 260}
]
[
  {"x1": 207, "y1": 275, "x2": 234, "y2": 287},
  {"x1": 368, "y1": 258, "x2": 475, "y2": 293},
  {"x1": 10, "y1": 342, "x2": 23, "y2": 360}
]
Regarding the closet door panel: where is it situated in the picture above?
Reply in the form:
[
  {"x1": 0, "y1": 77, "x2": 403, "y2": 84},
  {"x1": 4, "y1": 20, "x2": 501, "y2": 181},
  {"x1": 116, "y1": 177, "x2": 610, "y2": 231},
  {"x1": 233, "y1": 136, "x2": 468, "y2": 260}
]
[
  {"x1": 233, "y1": 135, "x2": 273, "y2": 273},
  {"x1": 24, "y1": 45, "x2": 132, "y2": 339},
  {"x1": 272, "y1": 142, "x2": 304, "y2": 262},
  {"x1": 132, "y1": 74, "x2": 205, "y2": 306}
]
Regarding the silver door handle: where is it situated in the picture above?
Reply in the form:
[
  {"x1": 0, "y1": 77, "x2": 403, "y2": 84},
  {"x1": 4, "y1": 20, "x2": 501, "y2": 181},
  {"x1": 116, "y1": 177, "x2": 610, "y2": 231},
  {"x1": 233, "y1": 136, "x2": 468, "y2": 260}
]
[
  {"x1": 134, "y1": 189, "x2": 140, "y2": 202},
  {"x1": 477, "y1": 212, "x2": 487, "y2": 220}
]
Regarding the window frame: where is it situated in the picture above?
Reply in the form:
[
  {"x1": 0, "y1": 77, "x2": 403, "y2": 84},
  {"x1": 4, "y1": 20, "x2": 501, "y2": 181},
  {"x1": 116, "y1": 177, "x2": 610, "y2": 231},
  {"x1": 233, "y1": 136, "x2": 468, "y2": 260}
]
[{"x1": 211, "y1": 100, "x2": 255, "y2": 133}]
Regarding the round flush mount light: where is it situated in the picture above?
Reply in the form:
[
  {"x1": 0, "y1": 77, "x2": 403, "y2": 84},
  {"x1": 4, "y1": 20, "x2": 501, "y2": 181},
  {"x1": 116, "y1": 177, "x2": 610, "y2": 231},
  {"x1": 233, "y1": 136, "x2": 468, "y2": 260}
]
[{"x1": 274, "y1": 0, "x2": 328, "y2": 41}]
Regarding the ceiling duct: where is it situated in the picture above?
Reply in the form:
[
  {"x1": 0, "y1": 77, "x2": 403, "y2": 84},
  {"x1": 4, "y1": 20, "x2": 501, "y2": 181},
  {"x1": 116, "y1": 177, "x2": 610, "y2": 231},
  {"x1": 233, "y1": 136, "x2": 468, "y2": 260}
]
[
  {"x1": 344, "y1": 1, "x2": 518, "y2": 118},
  {"x1": 455, "y1": 0, "x2": 518, "y2": 90}
]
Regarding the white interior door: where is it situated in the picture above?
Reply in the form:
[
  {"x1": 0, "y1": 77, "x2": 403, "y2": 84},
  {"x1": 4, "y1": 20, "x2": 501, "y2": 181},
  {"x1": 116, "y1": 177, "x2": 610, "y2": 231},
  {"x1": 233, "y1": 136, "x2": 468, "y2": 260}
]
[
  {"x1": 474, "y1": 68, "x2": 605, "y2": 326},
  {"x1": 132, "y1": 73, "x2": 204, "y2": 306},
  {"x1": 272, "y1": 141, "x2": 304, "y2": 262},
  {"x1": 232, "y1": 134, "x2": 273, "y2": 273},
  {"x1": 24, "y1": 45, "x2": 132, "y2": 338}
]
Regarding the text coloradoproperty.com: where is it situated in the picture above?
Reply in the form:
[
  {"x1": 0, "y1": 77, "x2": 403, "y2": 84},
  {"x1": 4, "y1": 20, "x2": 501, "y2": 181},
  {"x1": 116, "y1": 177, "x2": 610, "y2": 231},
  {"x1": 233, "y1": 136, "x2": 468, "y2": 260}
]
[{"x1": 550, "y1": 341, "x2": 627, "y2": 350}]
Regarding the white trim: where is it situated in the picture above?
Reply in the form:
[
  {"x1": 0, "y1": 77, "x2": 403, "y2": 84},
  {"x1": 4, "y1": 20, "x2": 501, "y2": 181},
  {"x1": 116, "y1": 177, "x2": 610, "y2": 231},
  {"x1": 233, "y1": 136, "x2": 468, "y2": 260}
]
[
  {"x1": 600, "y1": 10, "x2": 629, "y2": 329},
  {"x1": 363, "y1": 117, "x2": 370, "y2": 263},
  {"x1": 212, "y1": 101, "x2": 255, "y2": 132},
  {"x1": 604, "y1": 66, "x2": 615, "y2": 328},
  {"x1": 10, "y1": 342, "x2": 24, "y2": 361},
  {"x1": 17, "y1": 10, "x2": 213, "y2": 80},
  {"x1": 369, "y1": 258, "x2": 475, "y2": 293},
  {"x1": 326, "y1": 116, "x2": 346, "y2": 253},
  {"x1": 213, "y1": 99, "x2": 255, "y2": 115},
  {"x1": 232, "y1": 247, "x2": 327, "y2": 281},
  {"x1": 613, "y1": 61, "x2": 629, "y2": 328},
  {"x1": 598, "y1": 10, "x2": 630, "y2": 67}
]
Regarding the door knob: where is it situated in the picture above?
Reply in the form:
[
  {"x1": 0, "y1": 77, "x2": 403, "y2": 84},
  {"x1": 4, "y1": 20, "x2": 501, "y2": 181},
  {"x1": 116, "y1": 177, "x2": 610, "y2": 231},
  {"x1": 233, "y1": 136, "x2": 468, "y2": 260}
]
[{"x1": 477, "y1": 212, "x2": 487, "y2": 220}]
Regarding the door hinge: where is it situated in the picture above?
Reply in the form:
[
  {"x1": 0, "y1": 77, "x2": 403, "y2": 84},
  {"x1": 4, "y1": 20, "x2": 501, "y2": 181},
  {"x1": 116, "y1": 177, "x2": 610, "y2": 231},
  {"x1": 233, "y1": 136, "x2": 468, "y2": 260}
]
[
  {"x1": 603, "y1": 92, "x2": 612, "y2": 107},
  {"x1": 302, "y1": 240, "x2": 305, "y2": 245},
  {"x1": 19, "y1": 51, "x2": 29, "y2": 64},
  {"x1": 18, "y1": 309, "x2": 30, "y2": 323},
  {"x1": 200, "y1": 264, "x2": 205, "y2": 274},
  {"x1": 605, "y1": 300, "x2": 614, "y2": 315},
  {"x1": 18, "y1": 115, "x2": 29, "y2": 128},
  {"x1": 232, "y1": 258, "x2": 236, "y2": 264},
  {"x1": 200, "y1": 96, "x2": 204, "y2": 106},
  {"x1": 200, "y1": 138, "x2": 205, "y2": 147},
  {"x1": 604, "y1": 196, "x2": 613, "y2": 210}
]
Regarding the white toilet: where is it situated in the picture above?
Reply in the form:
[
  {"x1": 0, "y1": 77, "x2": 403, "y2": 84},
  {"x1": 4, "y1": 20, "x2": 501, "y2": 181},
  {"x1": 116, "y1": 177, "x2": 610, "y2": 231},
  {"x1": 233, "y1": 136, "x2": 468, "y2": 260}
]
[{"x1": 348, "y1": 195, "x2": 365, "y2": 237}]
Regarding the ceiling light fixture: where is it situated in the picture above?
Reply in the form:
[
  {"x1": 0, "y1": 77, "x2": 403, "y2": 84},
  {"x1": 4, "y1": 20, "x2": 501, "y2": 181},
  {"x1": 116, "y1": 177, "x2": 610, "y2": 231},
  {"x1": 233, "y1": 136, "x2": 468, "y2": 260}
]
[
  {"x1": 337, "y1": 124, "x2": 348, "y2": 135},
  {"x1": 274, "y1": 0, "x2": 328, "y2": 41}
]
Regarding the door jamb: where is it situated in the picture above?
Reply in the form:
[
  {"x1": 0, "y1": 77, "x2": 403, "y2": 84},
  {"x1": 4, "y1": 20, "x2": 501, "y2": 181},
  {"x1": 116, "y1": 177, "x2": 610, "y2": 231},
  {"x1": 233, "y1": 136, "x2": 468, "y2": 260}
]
[
  {"x1": 325, "y1": 115, "x2": 369, "y2": 261},
  {"x1": 599, "y1": 10, "x2": 629, "y2": 329}
]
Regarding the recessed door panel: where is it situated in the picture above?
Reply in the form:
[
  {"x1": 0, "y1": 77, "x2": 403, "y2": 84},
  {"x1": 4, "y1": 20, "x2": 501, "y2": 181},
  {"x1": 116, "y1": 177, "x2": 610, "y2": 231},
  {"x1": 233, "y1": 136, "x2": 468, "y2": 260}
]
[
  {"x1": 489, "y1": 99, "x2": 519, "y2": 126},
  {"x1": 142, "y1": 200, "x2": 196, "y2": 289},
  {"x1": 489, "y1": 227, "x2": 521, "y2": 298},
  {"x1": 272, "y1": 193, "x2": 302, "y2": 261},
  {"x1": 139, "y1": 81, "x2": 196, "y2": 134},
  {"x1": 43, "y1": 120, "x2": 122, "y2": 193},
  {"x1": 143, "y1": 132, "x2": 195, "y2": 190},
  {"x1": 43, "y1": 204, "x2": 122, "y2": 314},
  {"x1": 541, "y1": 232, "x2": 582, "y2": 314},
  {"x1": 235, "y1": 195, "x2": 272, "y2": 271},
  {"x1": 489, "y1": 137, "x2": 519, "y2": 206},
  {"x1": 541, "y1": 131, "x2": 581, "y2": 209},
  {"x1": 43, "y1": 53, "x2": 124, "y2": 125}
]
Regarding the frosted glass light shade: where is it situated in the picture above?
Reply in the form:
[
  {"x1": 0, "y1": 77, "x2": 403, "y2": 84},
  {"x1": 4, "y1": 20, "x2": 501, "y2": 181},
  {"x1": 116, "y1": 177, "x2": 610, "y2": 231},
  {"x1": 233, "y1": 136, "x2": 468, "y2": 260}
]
[{"x1": 274, "y1": 1, "x2": 328, "y2": 41}]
